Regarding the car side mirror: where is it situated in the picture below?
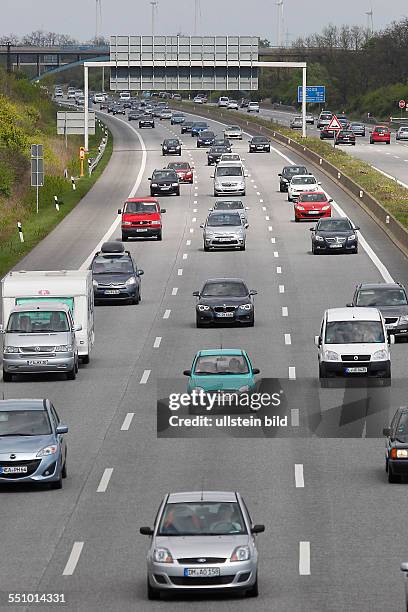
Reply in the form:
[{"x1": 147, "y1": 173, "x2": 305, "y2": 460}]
[
  {"x1": 210, "y1": 174, "x2": 214, "y2": 179},
  {"x1": 137, "y1": 270, "x2": 144, "y2": 276},
  {"x1": 74, "y1": 324, "x2": 82, "y2": 332},
  {"x1": 245, "y1": 207, "x2": 250, "y2": 210},
  {"x1": 329, "y1": 198, "x2": 333, "y2": 202},
  {"x1": 252, "y1": 368, "x2": 260, "y2": 375},
  {"x1": 117, "y1": 208, "x2": 122, "y2": 214},
  {"x1": 309, "y1": 227, "x2": 315, "y2": 232},
  {"x1": 139, "y1": 526, "x2": 154, "y2": 536},
  {"x1": 390, "y1": 334, "x2": 395, "y2": 345},
  {"x1": 354, "y1": 226, "x2": 360, "y2": 231},
  {"x1": 183, "y1": 369, "x2": 191, "y2": 376},
  {"x1": 346, "y1": 303, "x2": 353, "y2": 307},
  {"x1": 208, "y1": 208, "x2": 213, "y2": 211},
  {"x1": 251, "y1": 524, "x2": 265, "y2": 534},
  {"x1": 249, "y1": 290, "x2": 258, "y2": 295},
  {"x1": 192, "y1": 291, "x2": 200, "y2": 297},
  {"x1": 148, "y1": 177, "x2": 151, "y2": 180},
  {"x1": 382, "y1": 427, "x2": 391, "y2": 437},
  {"x1": 401, "y1": 562, "x2": 408, "y2": 573},
  {"x1": 56, "y1": 424, "x2": 68, "y2": 435},
  {"x1": 314, "y1": 335, "x2": 321, "y2": 347},
  {"x1": 278, "y1": 173, "x2": 282, "y2": 177},
  {"x1": 244, "y1": 223, "x2": 249, "y2": 229},
  {"x1": 199, "y1": 224, "x2": 204, "y2": 228},
  {"x1": 161, "y1": 208, "x2": 166, "y2": 213},
  {"x1": 244, "y1": 172, "x2": 249, "y2": 177},
  {"x1": 0, "y1": 324, "x2": 4, "y2": 334}
]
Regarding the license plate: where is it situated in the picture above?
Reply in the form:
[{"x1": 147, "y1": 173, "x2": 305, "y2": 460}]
[
  {"x1": 105, "y1": 289, "x2": 120, "y2": 295},
  {"x1": 256, "y1": 146, "x2": 263, "y2": 149},
  {"x1": 218, "y1": 237, "x2": 232, "y2": 242},
  {"x1": 216, "y1": 312, "x2": 234, "y2": 317},
  {"x1": 0, "y1": 466, "x2": 27, "y2": 474},
  {"x1": 330, "y1": 244, "x2": 342, "y2": 248},
  {"x1": 27, "y1": 359, "x2": 48, "y2": 365},
  {"x1": 345, "y1": 367, "x2": 367, "y2": 373},
  {"x1": 184, "y1": 568, "x2": 220, "y2": 577},
  {"x1": 136, "y1": 228, "x2": 148, "y2": 232},
  {"x1": 308, "y1": 211, "x2": 320, "y2": 214},
  {"x1": 160, "y1": 186, "x2": 170, "y2": 190}
]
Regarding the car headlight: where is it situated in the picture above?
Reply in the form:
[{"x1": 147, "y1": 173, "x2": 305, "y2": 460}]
[
  {"x1": 122, "y1": 221, "x2": 132, "y2": 225},
  {"x1": 151, "y1": 183, "x2": 158, "y2": 187},
  {"x1": 197, "y1": 305, "x2": 210, "y2": 311},
  {"x1": 399, "y1": 315, "x2": 408, "y2": 323},
  {"x1": 296, "y1": 205, "x2": 305, "y2": 210},
  {"x1": 239, "y1": 304, "x2": 252, "y2": 310},
  {"x1": 151, "y1": 220, "x2": 161, "y2": 225},
  {"x1": 282, "y1": 177, "x2": 288, "y2": 183},
  {"x1": 172, "y1": 182, "x2": 179, "y2": 186},
  {"x1": 125, "y1": 277, "x2": 136, "y2": 286},
  {"x1": 37, "y1": 444, "x2": 58, "y2": 457},
  {"x1": 92, "y1": 279, "x2": 98, "y2": 287},
  {"x1": 315, "y1": 235, "x2": 324, "y2": 242},
  {"x1": 373, "y1": 349, "x2": 388, "y2": 361},
  {"x1": 322, "y1": 205, "x2": 331, "y2": 211},
  {"x1": 239, "y1": 385, "x2": 249, "y2": 392},
  {"x1": 231, "y1": 545, "x2": 250, "y2": 562},
  {"x1": 55, "y1": 345, "x2": 73, "y2": 352},
  {"x1": 153, "y1": 547, "x2": 174, "y2": 564},
  {"x1": 163, "y1": 146, "x2": 168, "y2": 150},
  {"x1": 347, "y1": 234, "x2": 356, "y2": 241},
  {"x1": 324, "y1": 350, "x2": 339, "y2": 361},
  {"x1": 4, "y1": 346, "x2": 19, "y2": 353}
]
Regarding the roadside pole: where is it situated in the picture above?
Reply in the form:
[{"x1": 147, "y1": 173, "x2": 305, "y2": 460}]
[
  {"x1": 302, "y1": 66, "x2": 307, "y2": 138},
  {"x1": 84, "y1": 64, "x2": 89, "y2": 151},
  {"x1": 30, "y1": 144, "x2": 44, "y2": 214},
  {"x1": 79, "y1": 146, "x2": 85, "y2": 178}
]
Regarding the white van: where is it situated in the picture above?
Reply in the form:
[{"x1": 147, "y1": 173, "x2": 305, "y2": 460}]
[
  {"x1": 1, "y1": 270, "x2": 94, "y2": 363},
  {"x1": 212, "y1": 162, "x2": 248, "y2": 196},
  {"x1": 315, "y1": 307, "x2": 393, "y2": 379},
  {"x1": 218, "y1": 96, "x2": 229, "y2": 107},
  {"x1": 120, "y1": 91, "x2": 131, "y2": 101}
]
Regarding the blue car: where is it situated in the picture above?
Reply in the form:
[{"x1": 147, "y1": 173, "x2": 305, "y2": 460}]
[
  {"x1": 197, "y1": 130, "x2": 215, "y2": 147},
  {"x1": 0, "y1": 399, "x2": 68, "y2": 489},
  {"x1": 191, "y1": 121, "x2": 209, "y2": 137}
]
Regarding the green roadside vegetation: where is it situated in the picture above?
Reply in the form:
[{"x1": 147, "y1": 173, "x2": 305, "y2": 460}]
[{"x1": 0, "y1": 69, "x2": 112, "y2": 276}]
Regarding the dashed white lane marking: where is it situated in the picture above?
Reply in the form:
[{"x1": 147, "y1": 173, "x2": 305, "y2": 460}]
[
  {"x1": 178, "y1": 268, "x2": 183, "y2": 275},
  {"x1": 262, "y1": 206, "x2": 266, "y2": 211},
  {"x1": 285, "y1": 333, "x2": 291, "y2": 344},
  {"x1": 192, "y1": 217, "x2": 197, "y2": 222},
  {"x1": 63, "y1": 542, "x2": 84, "y2": 576},
  {"x1": 254, "y1": 184, "x2": 258, "y2": 188},
  {"x1": 271, "y1": 237, "x2": 276, "y2": 243},
  {"x1": 299, "y1": 542, "x2": 311, "y2": 575},
  {"x1": 186, "y1": 240, "x2": 191, "y2": 246},
  {"x1": 190, "y1": 228, "x2": 194, "y2": 233},
  {"x1": 140, "y1": 369, "x2": 151, "y2": 384},
  {"x1": 193, "y1": 208, "x2": 197, "y2": 213},
  {"x1": 259, "y1": 198, "x2": 264, "y2": 203},
  {"x1": 279, "y1": 285, "x2": 285, "y2": 293},
  {"x1": 97, "y1": 468, "x2": 113, "y2": 493},
  {"x1": 274, "y1": 251, "x2": 279, "y2": 258},
  {"x1": 393, "y1": 155, "x2": 400, "y2": 159},
  {"x1": 183, "y1": 253, "x2": 188, "y2": 259},
  {"x1": 289, "y1": 366, "x2": 296, "y2": 380},
  {"x1": 153, "y1": 336, "x2": 162, "y2": 348},
  {"x1": 121, "y1": 412, "x2": 134, "y2": 431},
  {"x1": 265, "y1": 215, "x2": 270, "y2": 220},
  {"x1": 172, "y1": 287, "x2": 178, "y2": 295},
  {"x1": 163, "y1": 309, "x2": 171, "y2": 319},
  {"x1": 194, "y1": 200, "x2": 198, "y2": 204},
  {"x1": 282, "y1": 306, "x2": 288, "y2": 316},
  {"x1": 295, "y1": 464, "x2": 304, "y2": 488},
  {"x1": 251, "y1": 179, "x2": 255, "y2": 182},
  {"x1": 257, "y1": 191, "x2": 261, "y2": 195},
  {"x1": 268, "y1": 226, "x2": 273, "y2": 232},
  {"x1": 276, "y1": 266, "x2": 282, "y2": 274},
  {"x1": 291, "y1": 409, "x2": 300, "y2": 426}
]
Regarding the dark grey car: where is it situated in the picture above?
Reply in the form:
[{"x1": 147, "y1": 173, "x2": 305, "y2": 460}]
[{"x1": 349, "y1": 283, "x2": 408, "y2": 339}]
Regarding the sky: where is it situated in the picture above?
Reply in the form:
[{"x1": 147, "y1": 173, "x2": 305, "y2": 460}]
[{"x1": 1, "y1": 0, "x2": 408, "y2": 44}]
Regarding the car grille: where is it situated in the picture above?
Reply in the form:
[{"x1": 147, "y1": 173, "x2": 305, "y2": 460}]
[
  {"x1": 341, "y1": 355, "x2": 371, "y2": 362},
  {"x1": 385, "y1": 317, "x2": 399, "y2": 325},
  {"x1": 326, "y1": 237, "x2": 346, "y2": 244},
  {"x1": 0, "y1": 459, "x2": 41, "y2": 478},
  {"x1": 20, "y1": 346, "x2": 56, "y2": 354},
  {"x1": 170, "y1": 576, "x2": 234, "y2": 586},
  {"x1": 177, "y1": 557, "x2": 227, "y2": 564},
  {"x1": 98, "y1": 283, "x2": 126, "y2": 288},
  {"x1": 213, "y1": 306, "x2": 237, "y2": 313}
]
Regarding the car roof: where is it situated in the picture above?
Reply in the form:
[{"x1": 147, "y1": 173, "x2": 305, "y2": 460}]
[
  {"x1": 126, "y1": 197, "x2": 158, "y2": 203},
  {"x1": 196, "y1": 349, "x2": 245, "y2": 357},
  {"x1": 167, "y1": 491, "x2": 238, "y2": 503},
  {"x1": 326, "y1": 307, "x2": 381, "y2": 322},
  {"x1": 202, "y1": 277, "x2": 247, "y2": 284},
  {"x1": 356, "y1": 283, "x2": 404, "y2": 291},
  {"x1": 0, "y1": 399, "x2": 47, "y2": 411}
]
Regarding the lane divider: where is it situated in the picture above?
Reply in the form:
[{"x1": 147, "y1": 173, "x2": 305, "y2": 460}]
[
  {"x1": 121, "y1": 413, "x2": 134, "y2": 431},
  {"x1": 62, "y1": 542, "x2": 84, "y2": 576},
  {"x1": 97, "y1": 468, "x2": 113, "y2": 493}
]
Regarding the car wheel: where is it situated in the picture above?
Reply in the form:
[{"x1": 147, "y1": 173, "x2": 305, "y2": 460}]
[
  {"x1": 247, "y1": 318, "x2": 255, "y2": 327},
  {"x1": 279, "y1": 184, "x2": 284, "y2": 192},
  {"x1": 81, "y1": 354, "x2": 90, "y2": 365},
  {"x1": 122, "y1": 234, "x2": 128, "y2": 242},
  {"x1": 312, "y1": 244, "x2": 317, "y2": 255},
  {"x1": 204, "y1": 243, "x2": 210, "y2": 252},
  {"x1": 287, "y1": 195, "x2": 291, "y2": 202},
  {"x1": 240, "y1": 243, "x2": 246, "y2": 251},
  {"x1": 62, "y1": 458, "x2": 67, "y2": 479},
  {"x1": 246, "y1": 576, "x2": 259, "y2": 598},
  {"x1": 74, "y1": 358, "x2": 79, "y2": 374},
  {"x1": 385, "y1": 458, "x2": 388, "y2": 473},
  {"x1": 176, "y1": 189, "x2": 180, "y2": 196},
  {"x1": 370, "y1": 139, "x2": 373, "y2": 144},
  {"x1": 157, "y1": 232, "x2": 162, "y2": 241},
  {"x1": 49, "y1": 474, "x2": 63, "y2": 490},
  {"x1": 147, "y1": 578, "x2": 161, "y2": 601},
  {"x1": 388, "y1": 466, "x2": 400, "y2": 483},
  {"x1": 196, "y1": 316, "x2": 203, "y2": 328},
  {"x1": 2, "y1": 370, "x2": 12, "y2": 382},
  {"x1": 133, "y1": 290, "x2": 140, "y2": 305},
  {"x1": 353, "y1": 247, "x2": 358, "y2": 254},
  {"x1": 66, "y1": 365, "x2": 76, "y2": 380},
  {"x1": 295, "y1": 216, "x2": 299, "y2": 222},
  {"x1": 319, "y1": 363, "x2": 327, "y2": 379}
]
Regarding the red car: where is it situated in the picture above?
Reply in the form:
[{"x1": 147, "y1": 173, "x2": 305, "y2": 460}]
[
  {"x1": 167, "y1": 161, "x2": 194, "y2": 183},
  {"x1": 370, "y1": 125, "x2": 391, "y2": 144},
  {"x1": 118, "y1": 198, "x2": 166, "y2": 241},
  {"x1": 294, "y1": 191, "x2": 332, "y2": 222}
]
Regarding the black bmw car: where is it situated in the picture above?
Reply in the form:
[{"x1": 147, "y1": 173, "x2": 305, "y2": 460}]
[
  {"x1": 197, "y1": 130, "x2": 215, "y2": 147},
  {"x1": 310, "y1": 218, "x2": 359, "y2": 254},
  {"x1": 91, "y1": 242, "x2": 144, "y2": 305},
  {"x1": 335, "y1": 129, "x2": 356, "y2": 145},
  {"x1": 193, "y1": 278, "x2": 257, "y2": 328},
  {"x1": 213, "y1": 138, "x2": 232, "y2": 151},
  {"x1": 278, "y1": 165, "x2": 308, "y2": 192},
  {"x1": 162, "y1": 138, "x2": 182, "y2": 156},
  {"x1": 348, "y1": 283, "x2": 408, "y2": 340},
  {"x1": 181, "y1": 121, "x2": 193, "y2": 134},
  {"x1": 207, "y1": 145, "x2": 230, "y2": 165},
  {"x1": 249, "y1": 136, "x2": 270, "y2": 152},
  {"x1": 139, "y1": 115, "x2": 155, "y2": 128},
  {"x1": 149, "y1": 169, "x2": 180, "y2": 196},
  {"x1": 383, "y1": 407, "x2": 408, "y2": 482}
]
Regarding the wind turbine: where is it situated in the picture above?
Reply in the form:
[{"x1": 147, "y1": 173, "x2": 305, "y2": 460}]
[
  {"x1": 95, "y1": 0, "x2": 102, "y2": 41},
  {"x1": 194, "y1": 0, "x2": 202, "y2": 36},
  {"x1": 151, "y1": 0, "x2": 159, "y2": 37},
  {"x1": 276, "y1": 0, "x2": 284, "y2": 48},
  {"x1": 365, "y1": 3, "x2": 374, "y2": 35}
]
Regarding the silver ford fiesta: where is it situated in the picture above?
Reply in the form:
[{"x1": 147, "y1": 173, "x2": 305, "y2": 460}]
[{"x1": 140, "y1": 490, "x2": 265, "y2": 599}]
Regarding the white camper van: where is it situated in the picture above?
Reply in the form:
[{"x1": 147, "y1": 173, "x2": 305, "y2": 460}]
[{"x1": 1, "y1": 270, "x2": 94, "y2": 363}]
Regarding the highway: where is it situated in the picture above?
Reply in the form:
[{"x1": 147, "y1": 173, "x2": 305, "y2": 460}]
[{"x1": 1, "y1": 105, "x2": 408, "y2": 612}]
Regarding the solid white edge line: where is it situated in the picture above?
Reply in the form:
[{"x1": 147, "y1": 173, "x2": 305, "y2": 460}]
[
  {"x1": 97, "y1": 468, "x2": 113, "y2": 493},
  {"x1": 121, "y1": 412, "x2": 134, "y2": 431},
  {"x1": 295, "y1": 464, "x2": 304, "y2": 487},
  {"x1": 140, "y1": 369, "x2": 151, "y2": 384},
  {"x1": 299, "y1": 541, "x2": 311, "y2": 575},
  {"x1": 62, "y1": 542, "x2": 84, "y2": 576}
]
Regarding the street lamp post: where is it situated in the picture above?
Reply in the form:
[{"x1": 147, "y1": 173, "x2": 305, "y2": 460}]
[{"x1": 6, "y1": 41, "x2": 12, "y2": 74}]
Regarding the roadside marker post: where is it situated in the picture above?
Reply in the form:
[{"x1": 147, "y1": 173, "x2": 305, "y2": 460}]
[
  {"x1": 17, "y1": 222, "x2": 24, "y2": 243},
  {"x1": 79, "y1": 146, "x2": 85, "y2": 178},
  {"x1": 71, "y1": 176, "x2": 76, "y2": 190}
]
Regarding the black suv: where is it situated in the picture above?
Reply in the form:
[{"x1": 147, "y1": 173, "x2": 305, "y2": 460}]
[
  {"x1": 383, "y1": 407, "x2": 408, "y2": 483},
  {"x1": 149, "y1": 169, "x2": 180, "y2": 196},
  {"x1": 197, "y1": 131, "x2": 215, "y2": 147},
  {"x1": 139, "y1": 115, "x2": 155, "y2": 128},
  {"x1": 181, "y1": 121, "x2": 193, "y2": 134},
  {"x1": 249, "y1": 136, "x2": 270, "y2": 153},
  {"x1": 207, "y1": 146, "x2": 230, "y2": 165},
  {"x1": 91, "y1": 242, "x2": 144, "y2": 305},
  {"x1": 348, "y1": 283, "x2": 408, "y2": 339},
  {"x1": 162, "y1": 139, "x2": 181, "y2": 156},
  {"x1": 310, "y1": 218, "x2": 359, "y2": 254},
  {"x1": 278, "y1": 165, "x2": 308, "y2": 192}
]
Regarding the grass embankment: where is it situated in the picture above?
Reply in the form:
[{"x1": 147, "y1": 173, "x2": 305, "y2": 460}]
[{"x1": 0, "y1": 70, "x2": 112, "y2": 276}]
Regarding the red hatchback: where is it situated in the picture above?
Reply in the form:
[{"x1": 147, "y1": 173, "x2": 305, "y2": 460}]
[
  {"x1": 370, "y1": 125, "x2": 391, "y2": 144},
  {"x1": 167, "y1": 161, "x2": 194, "y2": 183},
  {"x1": 294, "y1": 191, "x2": 332, "y2": 222},
  {"x1": 118, "y1": 198, "x2": 166, "y2": 241}
]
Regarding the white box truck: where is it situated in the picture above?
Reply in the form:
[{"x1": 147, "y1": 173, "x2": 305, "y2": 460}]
[{"x1": 1, "y1": 270, "x2": 94, "y2": 363}]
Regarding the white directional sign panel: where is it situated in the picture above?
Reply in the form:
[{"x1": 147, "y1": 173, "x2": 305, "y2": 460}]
[
  {"x1": 57, "y1": 111, "x2": 96, "y2": 135},
  {"x1": 31, "y1": 144, "x2": 44, "y2": 187}
]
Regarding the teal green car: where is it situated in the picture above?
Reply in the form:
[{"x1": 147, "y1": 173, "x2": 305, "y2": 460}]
[{"x1": 183, "y1": 349, "x2": 260, "y2": 394}]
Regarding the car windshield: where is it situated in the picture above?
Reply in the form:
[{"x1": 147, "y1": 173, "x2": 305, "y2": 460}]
[
  {"x1": 125, "y1": 201, "x2": 157, "y2": 213},
  {"x1": 168, "y1": 163, "x2": 190, "y2": 170},
  {"x1": 164, "y1": 140, "x2": 179, "y2": 146},
  {"x1": 292, "y1": 176, "x2": 316, "y2": 185},
  {"x1": 221, "y1": 155, "x2": 240, "y2": 161},
  {"x1": 207, "y1": 213, "x2": 242, "y2": 226},
  {"x1": 194, "y1": 354, "x2": 249, "y2": 374},
  {"x1": 356, "y1": 289, "x2": 408, "y2": 307},
  {"x1": 153, "y1": 171, "x2": 177, "y2": 180},
  {"x1": 376, "y1": 127, "x2": 388, "y2": 133},
  {"x1": 193, "y1": 123, "x2": 207, "y2": 128},
  {"x1": 158, "y1": 501, "x2": 247, "y2": 536},
  {"x1": 284, "y1": 166, "x2": 307, "y2": 176},
  {"x1": 325, "y1": 321, "x2": 385, "y2": 344},
  {"x1": 252, "y1": 137, "x2": 268, "y2": 143},
  {"x1": 214, "y1": 201, "x2": 244, "y2": 210},
  {"x1": 210, "y1": 147, "x2": 227, "y2": 153},
  {"x1": 299, "y1": 193, "x2": 327, "y2": 202},
  {"x1": 351, "y1": 123, "x2": 363, "y2": 128},
  {"x1": 317, "y1": 219, "x2": 353, "y2": 232},
  {"x1": 7, "y1": 310, "x2": 69, "y2": 333},
  {"x1": 216, "y1": 167, "x2": 243, "y2": 177},
  {"x1": 227, "y1": 126, "x2": 240, "y2": 131},
  {"x1": 396, "y1": 413, "x2": 408, "y2": 440},
  {"x1": 0, "y1": 409, "x2": 52, "y2": 436},
  {"x1": 201, "y1": 281, "x2": 248, "y2": 297},
  {"x1": 92, "y1": 255, "x2": 134, "y2": 274}
]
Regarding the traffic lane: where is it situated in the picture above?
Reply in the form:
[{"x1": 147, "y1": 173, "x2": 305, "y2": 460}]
[{"x1": 0, "y1": 119, "x2": 198, "y2": 594}]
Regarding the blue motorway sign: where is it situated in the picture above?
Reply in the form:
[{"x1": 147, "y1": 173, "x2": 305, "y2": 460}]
[{"x1": 297, "y1": 86, "x2": 326, "y2": 104}]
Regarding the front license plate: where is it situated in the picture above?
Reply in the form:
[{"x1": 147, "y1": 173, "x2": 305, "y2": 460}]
[
  {"x1": 308, "y1": 211, "x2": 320, "y2": 214},
  {"x1": 216, "y1": 312, "x2": 234, "y2": 318},
  {"x1": 184, "y1": 568, "x2": 220, "y2": 577},
  {"x1": 161, "y1": 186, "x2": 170, "y2": 190},
  {"x1": 218, "y1": 238, "x2": 232, "y2": 242},
  {"x1": 27, "y1": 359, "x2": 48, "y2": 365},
  {"x1": 345, "y1": 367, "x2": 367, "y2": 373},
  {"x1": 136, "y1": 228, "x2": 148, "y2": 232},
  {"x1": 330, "y1": 244, "x2": 342, "y2": 248},
  {"x1": 0, "y1": 466, "x2": 28, "y2": 474},
  {"x1": 105, "y1": 290, "x2": 120, "y2": 295}
]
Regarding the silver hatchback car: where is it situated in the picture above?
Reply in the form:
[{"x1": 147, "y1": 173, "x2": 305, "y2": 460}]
[
  {"x1": 140, "y1": 491, "x2": 265, "y2": 599},
  {"x1": 201, "y1": 211, "x2": 248, "y2": 251}
]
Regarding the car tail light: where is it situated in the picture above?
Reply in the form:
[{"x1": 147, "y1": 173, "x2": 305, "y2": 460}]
[{"x1": 390, "y1": 448, "x2": 398, "y2": 459}]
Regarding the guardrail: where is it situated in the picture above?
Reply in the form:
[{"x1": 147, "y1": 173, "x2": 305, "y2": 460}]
[
  {"x1": 173, "y1": 100, "x2": 408, "y2": 259},
  {"x1": 88, "y1": 125, "x2": 108, "y2": 176}
]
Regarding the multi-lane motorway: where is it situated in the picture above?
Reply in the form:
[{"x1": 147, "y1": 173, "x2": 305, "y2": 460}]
[{"x1": 1, "y1": 104, "x2": 408, "y2": 612}]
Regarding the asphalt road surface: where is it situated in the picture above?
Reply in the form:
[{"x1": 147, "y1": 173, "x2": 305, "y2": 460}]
[{"x1": 1, "y1": 105, "x2": 408, "y2": 612}]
